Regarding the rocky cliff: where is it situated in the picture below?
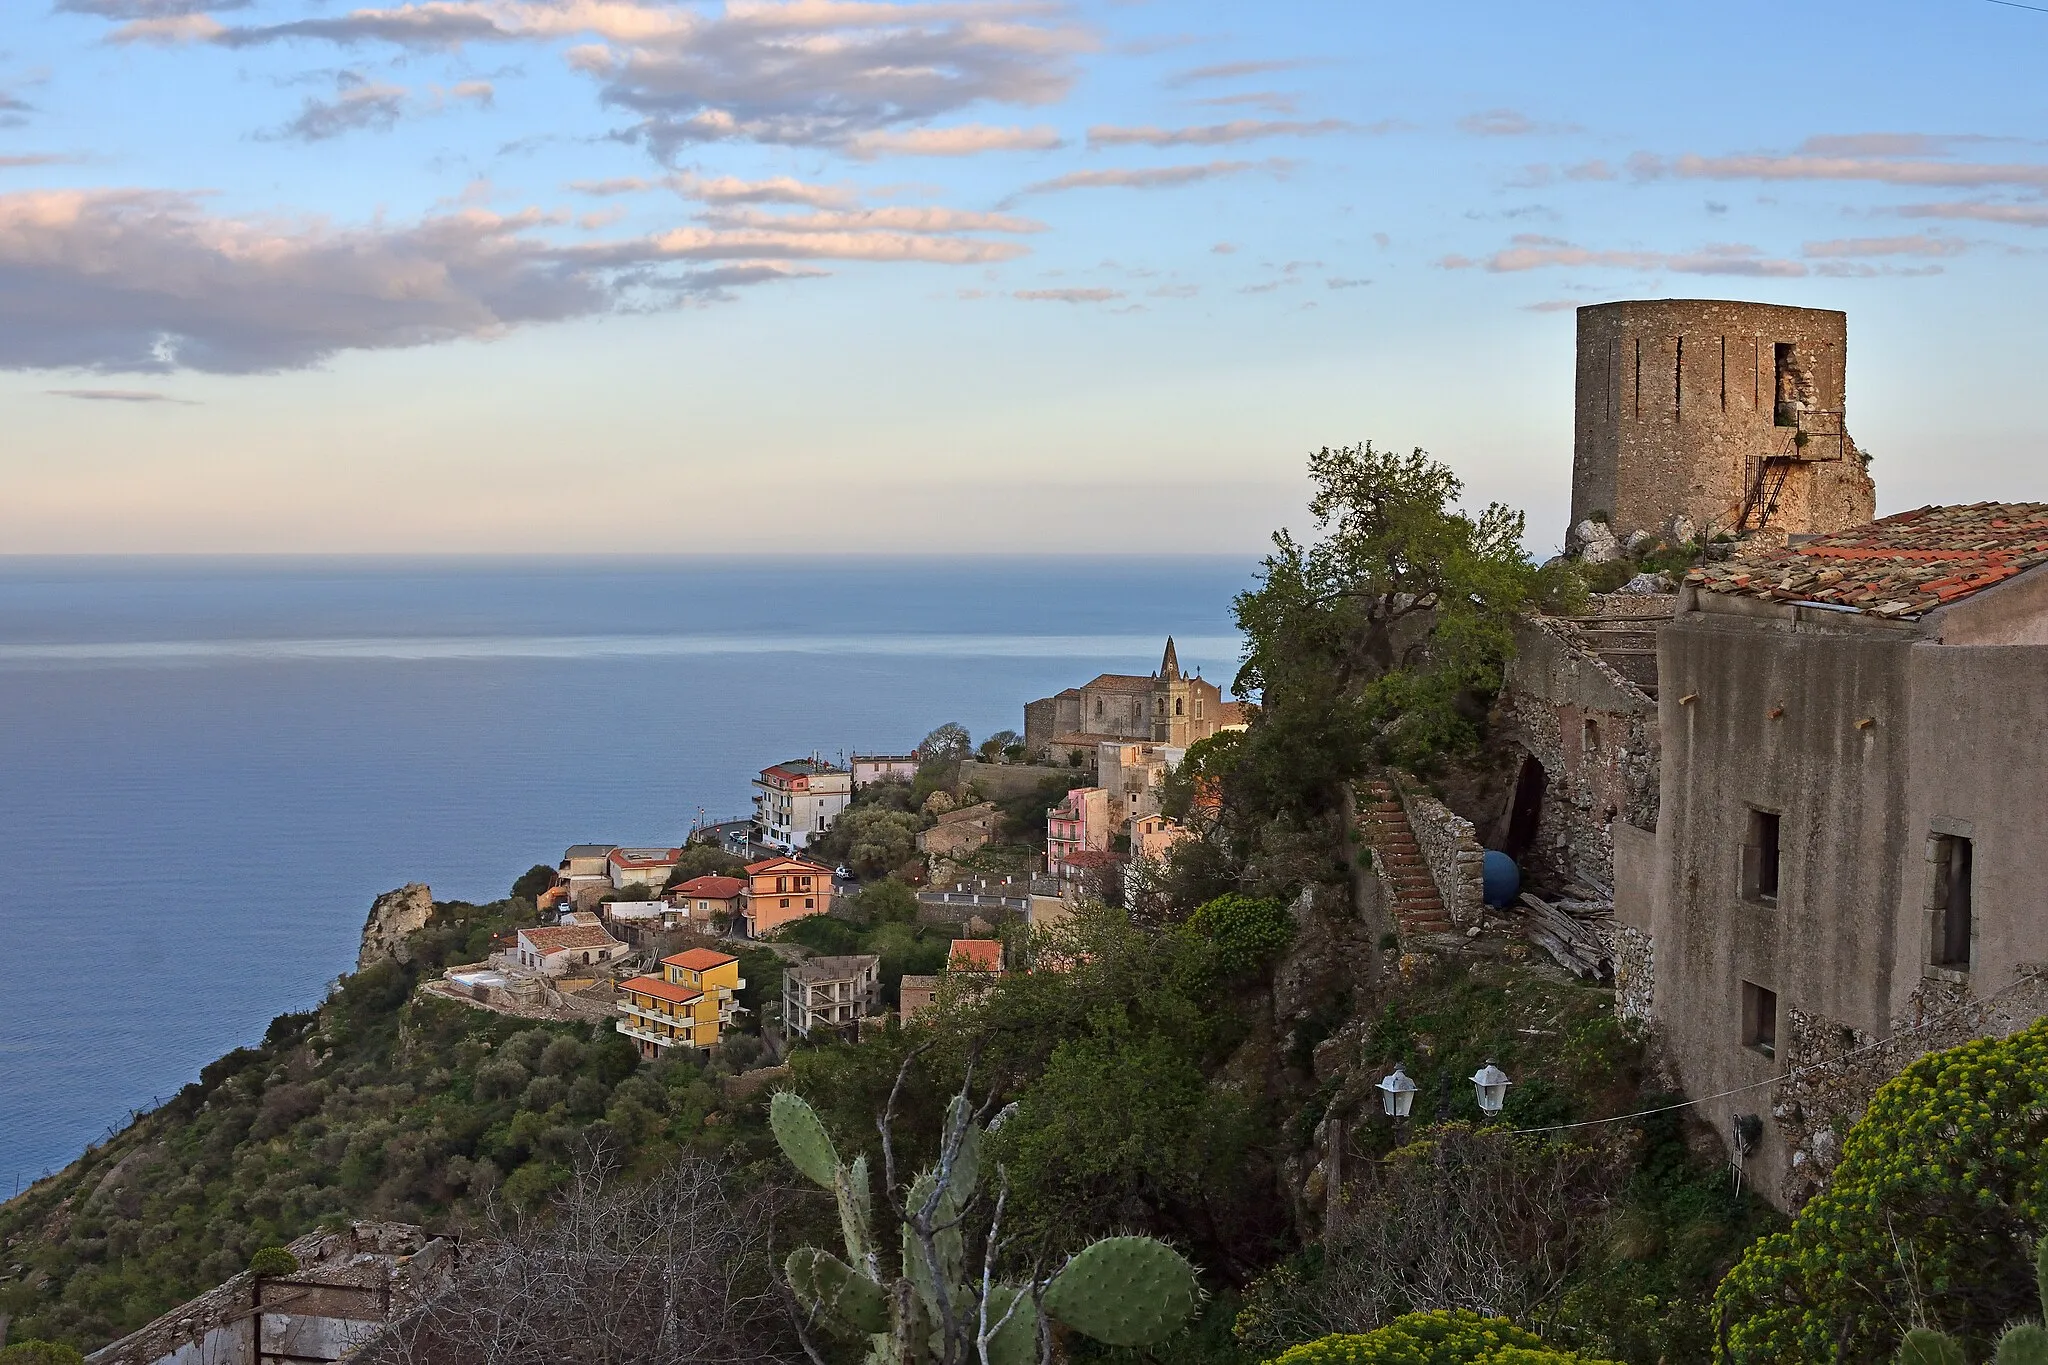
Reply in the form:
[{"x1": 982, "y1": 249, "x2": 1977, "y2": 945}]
[{"x1": 357, "y1": 883, "x2": 434, "y2": 970}]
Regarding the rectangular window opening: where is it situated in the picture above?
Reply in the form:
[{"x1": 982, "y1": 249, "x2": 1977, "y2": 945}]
[
  {"x1": 1633, "y1": 338, "x2": 1642, "y2": 417},
  {"x1": 1742, "y1": 981, "x2": 1778, "y2": 1059},
  {"x1": 1742, "y1": 808, "x2": 1782, "y2": 903},
  {"x1": 1719, "y1": 335, "x2": 1727, "y2": 411},
  {"x1": 1931, "y1": 834, "x2": 1974, "y2": 968}
]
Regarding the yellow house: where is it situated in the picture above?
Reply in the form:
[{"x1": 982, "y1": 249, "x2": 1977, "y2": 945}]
[{"x1": 614, "y1": 948, "x2": 745, "y2": 1059}]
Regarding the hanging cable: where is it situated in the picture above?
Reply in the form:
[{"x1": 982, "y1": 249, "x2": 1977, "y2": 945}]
[{"x1": 1492, "y1": 968, "x2": 2047, "y2": 1138}]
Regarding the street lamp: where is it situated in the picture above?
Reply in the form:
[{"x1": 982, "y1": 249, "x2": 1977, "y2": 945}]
[
  {"x1": 1471, "y1": 1060, "x2": 1512, "y2": 1116},
  {"x1": 1377, "y1": 1064, "x2": 1418, "y2": 1118}
]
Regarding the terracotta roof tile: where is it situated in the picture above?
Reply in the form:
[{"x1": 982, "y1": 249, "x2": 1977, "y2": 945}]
[
  {"x1": 664, "y1": 947, "x2": 737, "y2": 970},
  {"x1": 949, "y1": 939, "x2": 1004, "y2": 972},
  {"x1": 518, "y1": 924, "x2": 622, "y2": 954},
  {"x1": 1689, "y1": 503, "x2": 2048, "y2": 619},
  {"x1": 668, "y1": 875, "x2": 746, "y2": 900},
  {"x1": 619, "y1": 975, "x2": 701, "y2": 1005}
]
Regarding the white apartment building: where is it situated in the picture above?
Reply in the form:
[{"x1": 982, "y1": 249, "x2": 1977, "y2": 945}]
[{"x1": 752, "y1": 759, "x2": 852, "y2": 853}]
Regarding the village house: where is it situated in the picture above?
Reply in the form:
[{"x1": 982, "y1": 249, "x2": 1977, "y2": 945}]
[
  {"x1": 665, "y1": 873, "x2": 747, "y2": 929},
  {"x1": 852, "y1": 754, "x2": 920, "y2": 787},
  {"x1": 608, "y1": 846, "x2": 681, "y2": 890},
  {"x1": 1097, "y1": 741, "x2": 1184, "y2": 828},
  {"x1": 614, "y1": 947, "x2": 745, "y2": 1058},
  {"x1": 1629, "y1": 503, "x2": 2048, "y2": 1206},
  {"x1": 742, "y1": 854, "x2": 834, "y2": 937},
  {"x1": 1130, "y1": 812, "x2": 1190, "y2": 864},
  {"x1": 558, "y1": 843, "x2": 618, "y2": 907},
  {"x1": 782, "y1": 954, "x2": 880, "y2": 1038},
  {"x1": 753, "y1": 759, "x2": 853, "y2": 853},
  {"x1": 899, "y1": 974, "x2": 938, "y2": 1025},
  {"x1": 917, "y1": 801, "x2": 1002, "y2": 861},
  {"x1": 1046, "y1": 786, "x2": 1111, "y2": 878},
  {"x1": 1022, "y1": 638, "x2": 1245, "y2": 760},
  {"x1": 513, "y1": 923, "x2": 627, "y2": 976},
  {"x1": 950, "y1": 938, "x2": 1004, "y2": 973},
  {"x1": 599, "y1": 899, "x2": 666, "y2": 944}
]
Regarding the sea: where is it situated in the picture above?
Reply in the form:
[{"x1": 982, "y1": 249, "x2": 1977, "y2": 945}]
[{"x1": 0, "y1": 556, "x2": 1249, "y2": 1196}]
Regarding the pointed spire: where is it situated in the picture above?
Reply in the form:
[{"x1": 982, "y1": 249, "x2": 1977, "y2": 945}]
[{"x1": 1160, "y1": 636, "x2": 1180, "y2": 681}]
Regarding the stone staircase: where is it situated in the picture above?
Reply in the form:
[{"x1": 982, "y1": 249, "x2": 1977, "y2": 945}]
[{"x1": 1358, "y1": 780, "x2": 1452, "y2": 936}]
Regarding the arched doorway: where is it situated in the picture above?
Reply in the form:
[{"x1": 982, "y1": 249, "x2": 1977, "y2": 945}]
[{"x1": 1503, "y1": 755, "x2": 1546, "y2": 866}]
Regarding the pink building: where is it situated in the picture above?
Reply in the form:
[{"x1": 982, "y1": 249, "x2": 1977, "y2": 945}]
[{"x1": 1046, "y1": 786, "x2": 1110, "y2": 878}]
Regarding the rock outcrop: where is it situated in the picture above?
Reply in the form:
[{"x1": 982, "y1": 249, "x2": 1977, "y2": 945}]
[{"x1": 358, "y1": 883, "x2": 434, "y2": 971}]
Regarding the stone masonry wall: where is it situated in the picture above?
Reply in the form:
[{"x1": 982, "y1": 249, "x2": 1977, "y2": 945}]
[
  {"x1": 1394, "y1": 779, "x2": 1485, "y2": 929},
  {"x1": 1767, "y1": 969, "x2": 2048, "y2": 1209},
  {"x1": 1614, "y1": 924, "x2": 1654, "y2": 1026}
]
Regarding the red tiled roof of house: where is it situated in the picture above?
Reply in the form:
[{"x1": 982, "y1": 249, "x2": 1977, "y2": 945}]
[
  {"x1": 619, "y1": 975, "x2": 701, "y2": 1005},
  {"x1": 747, "y1": 855, "x2": 831, "y2": 875},
  {"x1": 1060, "y1": 849, "x2": 1119, "y2": 871},
  {"x1": 664, "y1": 947, "x2": 737, "y2": 970},
  {"x1": 1689, "y1": 503, "x2": 2048, "y2": 619},
  {"x1": 609, "y1": 846, "x2": 682, "y2": 869},
  {"x1": 517, "y1": 924, "x2": 621, "y2": 954},
  {"x1": 669, "y1": 875, "x2": 746, "y2": 900},
  {"x1": 948, "y1": 939, "x2": 1004, "y2": 972}
]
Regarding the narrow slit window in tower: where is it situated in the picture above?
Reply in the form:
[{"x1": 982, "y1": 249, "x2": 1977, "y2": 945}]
[
  {"x1": 1674, "y1": 335, "x2": 1683, "y2": 421},
  {"x1": 1633, "y1": 338, "x2": 1642, "y2": 418}
]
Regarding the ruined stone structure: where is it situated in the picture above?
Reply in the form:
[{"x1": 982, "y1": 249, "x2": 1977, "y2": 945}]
[
  {"x1": 1570, "y1": 300, "x2": 1874, "y2": 544},
  {"x1": 1633, "y1": 505, "x2": 2048, "y2": 1206}
]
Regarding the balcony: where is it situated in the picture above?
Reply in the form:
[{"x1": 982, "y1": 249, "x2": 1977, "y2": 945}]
[{"x1": 615, "y1": 1018, "x2": 698, "y2": 1049}]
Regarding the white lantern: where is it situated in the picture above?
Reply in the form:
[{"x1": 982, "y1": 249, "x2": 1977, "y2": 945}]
[
  {"x1": 1377, "y1": 1064, "x2": 1418, "y2": 1118},
  {"x1": 1471, "y1": 1060, "x2": 1511, "y2": 1115}
]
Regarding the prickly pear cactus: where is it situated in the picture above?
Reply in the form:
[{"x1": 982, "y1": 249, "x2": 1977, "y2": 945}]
[
  {"x1": 1900, "y1": 1328, "x2": 1969, "y2": 1365},
  {"x1": 1042, "y1": 1234, "x2": 1202, "y2": 1348},
  {"x1": 1997, "y1": 1324, "x2": 2048, "y2": 1365},
  {"x1": 769, "y1": 1087, "x2": 1202, "y2": 1361}
]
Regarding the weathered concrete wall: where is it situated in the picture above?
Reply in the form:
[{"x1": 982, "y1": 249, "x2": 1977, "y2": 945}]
[
  {"x1": 1653, "y1": 599, "x2": 1915, "y2": 1205},
  {"x1": 1571, "y1": 300, "x2": 1874, "y2": 542},
  {"x1": 957, "y1": 761, "x2": 1074, "y2": 801},
  {"x1": 1894, "y1": 642, "x2": 2048, "y2": 1016},
  {"x1": 1929, "y1": 561, "x2": 2048, "y2": 645}
]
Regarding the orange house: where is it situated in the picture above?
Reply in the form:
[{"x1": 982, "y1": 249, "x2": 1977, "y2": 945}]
[
  {"x1": 742, "y1": 855, "x2": 835, "y2": 937},
  {"x1": 614, "y1": 947, "x2": 745, "y2": 1059}
]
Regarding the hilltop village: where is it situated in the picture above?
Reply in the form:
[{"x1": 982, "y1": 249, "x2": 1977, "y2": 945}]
[
  {"x1": 9, "y1": 297, "x2": 2048, "y2": 1365},
  {"x1": 410, "y1": 634, "x2": 1247, "y2": 1056}
]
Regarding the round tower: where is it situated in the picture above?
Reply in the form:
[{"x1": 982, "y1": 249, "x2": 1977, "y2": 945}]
[{"x1": 1569, "y1": 299, "x2": 1875, "y2": 543}]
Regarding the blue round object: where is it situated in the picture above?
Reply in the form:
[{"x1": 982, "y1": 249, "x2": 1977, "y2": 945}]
[{"x1": 1482, "y1": 850, "x2": 1521, "y2": 908}]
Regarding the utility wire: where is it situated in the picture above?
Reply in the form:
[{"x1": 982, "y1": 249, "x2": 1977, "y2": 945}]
[
  {"x1": 1489, "y1": 968, "x2": 2046, "y2": 1138},
  {"x1": 1985, "y1": 0, "x2": 2048, "y2": 12}
]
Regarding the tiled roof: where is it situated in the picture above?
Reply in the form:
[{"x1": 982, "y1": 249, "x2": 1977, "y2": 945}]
[
  {"x1": 664, "y1": 947, "x2": 737, "y2": 970},
  {"x1": 609, "y1": 846, "x2": 681, "y2": 868},
  {"x1": 518, "y1": 924, "x2": 622, "y2": 954},
  {"x1": 1689, "y1": 503, "x2": 2048, "y2": 619},
  {"x1": 1082, "y1": 673, "x2": 1158, "y2": 694},
  {"x1": 747, "y1": 855, "x2": 831, "y2": 875},
  {"x1": 949, "y1": 939, "x2": 1004, "y2": 972},
  {"x1": 669, "y1": 875, "x2": 746, "y2": 900},
  {"x1": 619, "y1": 975, "x2": 701, "y2": 1005}
]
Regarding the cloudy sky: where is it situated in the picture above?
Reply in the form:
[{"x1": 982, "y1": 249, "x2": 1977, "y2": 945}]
[{"x1": 4, "y1": 0, "x2": 2046, "y2": 553}]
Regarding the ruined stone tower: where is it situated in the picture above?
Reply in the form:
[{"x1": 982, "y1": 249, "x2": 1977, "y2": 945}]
[{"x1": 1569, "y1": 299, "x2": 1875, "y2": 543}]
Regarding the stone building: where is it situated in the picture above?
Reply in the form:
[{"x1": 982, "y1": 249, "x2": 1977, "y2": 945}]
[
  {"x1": 1022, "y1": 638, "x2": 1243, "y2": 758},
  {"x1": 1624, "y1": 504, "x2": 2048, "y2": 1206},
  {"x1": 1570, "y1": 300, "x2": 1874, "y2": 545}
]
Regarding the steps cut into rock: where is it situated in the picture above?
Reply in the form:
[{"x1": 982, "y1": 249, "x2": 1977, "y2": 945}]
[{"x1": 1358, "y1": 781, "x2": 1452, "y2": 937}]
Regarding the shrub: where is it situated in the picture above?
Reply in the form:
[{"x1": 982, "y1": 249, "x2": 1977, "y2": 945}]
[
  {"x1": 1185, "y1": 893, "x2": 1295, "y2": 977},
  {"x1": 0, "y1": 1345, "x2": 85, "y2": 1365},
  {"x1": 1715, "y1": 1019, "x2": 2048, "y2": 1363},
  {"x1": 247, "y1": 1246, "x2": 298, "y2": 1277},
  {"x1": 1267, "y1": 1309, "x2": 1618, "y2": 1365}
]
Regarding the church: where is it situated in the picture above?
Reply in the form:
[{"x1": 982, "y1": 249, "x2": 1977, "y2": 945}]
[{"x1": 1021, "y1": 638, "x2": 1244, "y2": 758}]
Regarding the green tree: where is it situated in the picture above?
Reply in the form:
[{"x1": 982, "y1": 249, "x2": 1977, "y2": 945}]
[
  {"x1": 664, "y1": 844, "x2": 747, "y2": 886},
  {"x1": 1715, "y1": 1019, "x2": 2048, "y2": 1364},
  {"x1": 1183, "y1": 893, "x2": 1295, "y2": 979},
  {"x1": 1231, "y1": 443, "x2": 1573, "y2": 816},
  {"x1": 857, "y1": 876, "x2": 919, "y2": 924},
  {"x1": 916, "y1": 722, "x2": 972, "y2": 763},
  {"x1": 0, "y1": 1343, "x2": 86, "y2": 1365},
  {"x1": 832, "y1": 806, "x2": 924, "y2": 881},
  {"x1": 510, "y1": 864, "x2": 557, "y2": 903}
]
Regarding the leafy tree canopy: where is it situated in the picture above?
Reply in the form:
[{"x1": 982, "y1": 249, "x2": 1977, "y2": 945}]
[
  {"x1": 510, "y1": 864, "x2": 557, "y2": 903},
  {"x1": 1230, "y1": 443, "x2": 1577, "y2": 816},
  {"x1": 1268, "y1": 1309, "x2": 1619, "y2": 1365},
  {"x1": 915, "y1": 722, "x2": 972, "y2": 763}
]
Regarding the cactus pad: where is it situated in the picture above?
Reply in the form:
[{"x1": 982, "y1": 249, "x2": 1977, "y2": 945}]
[
  {"x1": 771, "y1": 1090, "x2": 840, "y2": 1189},
  {"x1": 1997, "y1": 1324, "x2": 2048, "y2": 1365},
  {"x1": 1899, "y1": 1329, "x2": 1967, "y2": 1365},
  {"x1": 836, "y1": 1153, "x2": 874, "y2": 1269},
  {"x1": 786, "y1": 1246, "x2": 889, "y2": 1335},
  {"x1": 979, "y1": 1283, "x2": 1038, "y2": 1365},
  {"x1": 1043, "y1": 1235, "x2": 1200, "y2": 1348}
]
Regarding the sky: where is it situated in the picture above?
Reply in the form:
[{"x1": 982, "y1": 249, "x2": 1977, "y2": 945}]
[{"x1": 2, "y1": 0, "x2": 2046, "y2": 555}]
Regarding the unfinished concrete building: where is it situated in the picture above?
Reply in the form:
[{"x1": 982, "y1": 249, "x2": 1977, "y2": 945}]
[
  {"x1": 1570, "y1": 300, "x2": 1875, "y2": 544},
  {"x1": 1623, "y1": 504, "x2": 2048, "y2": 1206}
]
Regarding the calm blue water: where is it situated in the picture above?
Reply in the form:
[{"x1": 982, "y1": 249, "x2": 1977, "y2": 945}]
[{"x1": 0, "y1": 556, "x2": 1249, "y2": 1194}]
